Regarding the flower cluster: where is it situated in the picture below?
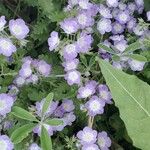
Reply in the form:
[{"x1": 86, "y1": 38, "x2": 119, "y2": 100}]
[
  {"x1": 0, "y1": 17, "x2": 29, "y2": 57},
  {"x1": 77, "y1": 126, "x2": 111, "y2": 150},
  {"x1": 33, "y1": 99, "x2": 76, "y2": 136},
  {"x1": 13, "y1": 57, "x2": 51, "y2": 87}
]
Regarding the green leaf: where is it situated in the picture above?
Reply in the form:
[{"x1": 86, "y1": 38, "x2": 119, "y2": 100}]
[
  {"x1": 144, "y1": 0, "x2": 150, "y2": 11},
  {"x1": 124, "y1": 41, "x2": 141, "y2": 53},
  {"x1": 97, "y1": 58, "x2": 150, "y2": 150},
  {"x1": 89, "y1": 54, "x2": 97, "y2": 68},
  {"x1": 11, "y1": 123, "x2": 36, "y2": 144},
  {"x1": 41, "y1": 126, "x2": 52, "y2": 150},
  {"x1": 42, "y1": 93, "x2": 54, "y2": 116},
  {"x1": 45, "y1": 118, "x2": 64, "y2": 126},
  {"x1": 80, "y1": 54, "x2": 88, "y2": 67},
  {"x1": 11, "y1": 106, "x2": 38, "y2": 122},
  {"x1": 125, "y1": 54, "x2": 147, "y2": 62},
  {"x1": 98, "y1": 43, "x2": 116, "y2": 54}
]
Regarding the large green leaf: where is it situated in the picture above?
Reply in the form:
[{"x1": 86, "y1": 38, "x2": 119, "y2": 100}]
[
  {"x1": 11, "y1": 123, "x2": 36, "y2": 144},
  {"x1": 41, "y1": 126, "x2": 52, "y2": 150},
  {"x1": 11, "y1": 106, "x2": 38, "y2": 122},
  {"x1": 97, "y1": 58, "x2": 150, "y2": 150},
  {"x1": 45, "y1": 118, "x2": 64, "y2": 126}
]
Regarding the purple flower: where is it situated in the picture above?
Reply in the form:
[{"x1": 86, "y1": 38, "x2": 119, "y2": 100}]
[
  {"x1": 82, "y1": 144, "x2": 100, "y2": 150},
  {"x1": 135, "y1": 0, "x2": 144, "y2": 8},
  {"x1": 63, "y1": 44, "x2": 78, "y2": 60},
  {"x1": 112, "y1": 8, "x2": 120, "y2": 18},
  {"x1": 9, "y1": 18, "x2": 29, "y2": 40},
  {"x1": 48, "y1": 31, "x2": 60, "y2": 51},
  {"x1": 147, "y1": 11, "x2": 150, "y2": 21},
  {"x1": 77, "y1": 11, "x2": 94, "y2": 29},
  {"x1": 86, "y1": 4, "x2": 99, "y2": 16},
  {"x1": 109, "y1": 35, "x2": 125, "y2": 42},
  {"x1": 127, "y1": 18, "x2": 137, "y2": 32},
  {"x1": 76, "y1": 33, "x2": 93, "y2": 53},
  {"x1": 28, "y1": 74, "x2": 39, "y2": 84},
  {"x1": 0, "y1": 94, "x2": 14, "y2": 116},
  {"x1": 85, "y1": 96, "x2": 105, "y2": 116},
  {"x1": 112, "y1": 61, "x2": 123, "y2": 70},
  {"x1": 97, "y1": 84, "x2": 112, "y2": 104},
  {"x1": 63, "y1": 112, "x2": 76, "y2": 126},
  {"x1": 114, "y1": 40, "x2": 128, "y2": 53},
  {"x1": 62, "y1": 59, "x2": 79, "y2": 71},
  {"x1": 36, "y1": 60, "x2": 52, "y2": 77},
  {"x1": 0, "y1": 135, "x2": 14, "y2": 150},
  {"x1": 99, "y1": 4, "x2": 112, "y2": 19},
  {"x1": 128, "y1": 3, "x2": 136, "y2": 14},
  {"x1": 61, "y1": 99, "x2": 75, "y2": 112},
  {"x1": 112, "y1": 22, "x2": 125, "y2": 34},
  {"x1": 97, "y1": 131, "x2": 111, "y2": 150},
  {"x1": 19, "y1": 63, "x2": 32, "y2": 78},
  {"x1": 64, "y1": 70, "x2": 81, "y2": 85},
  {"x1": 14, "y1": 76, "x2": 25, "y2": 87},
  {"x1": 0, "y1": 16, "x2": 6, "y2": 31},
  {"x1": 35, "y1": 100, "x2": 58, "y2": 117},
  {"x1": 133, "y1": 25, "x2": 148, "y2": 36},
  {"x1": 97, "y1": 18, "x2": 112, "y2": 35},
  {"x1": 99, "y1": 40, "x2": 111, "y2": 53},
  {"x1": 78, "y1": 0, "x2": 91, "y2": 10},
  {"x1": 77, "y1": 127, "x2": 97, "y2": 145},
  {"x1": 68, "y1": 0, "x2": 78, "y2": 7},
  {"x1": 115, "y1": 10, "x2": 130, "y2": 24},
  {"x1": 33, "y1": 124, "x2": 53, "y2": 136},
  {"x1": 106, "y1": 0, "x2": 119, "y2": 7},
  {"x1": 60, "y1": 18, "x2": 79, "y2": 34},
  {"x1": 0, "y1": 38, "x2": 16, "y2": 57},
  {"x1": 77, "y1": 80, "x2": 97, "y2": 99},
  {"x1": 118, "y1": 2, "x2": 127, "y2": 10},
  {"x1": 28, "y1": 143, "x2": 41, "y2": 150},
  {"x1": 54, "y1": 106, "x2": 65, "y2": 118},
  {"x1": 128, "y1": 59, "x2": 145, "y2": 71}
]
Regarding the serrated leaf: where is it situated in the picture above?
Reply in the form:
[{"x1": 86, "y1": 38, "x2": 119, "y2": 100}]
[
  {"x1": 12, "y1": 106, "x2": 38, "y2": 122},
  {"x1": 89, "y1": 54, "x2": 96, "y2": 68},
  {"x1": 45, "y1": 118, "x2": 64, "y2": 126},
  {"x1": 125, "y1": 54, "x2": 147, "y2": 62},
  {"x1": 11, "y1": 123, "x2": 36, "y2": 144},
  {"x1": 124, "y1": 41, "x2": 141, "y2": 53},
  {"x1": 41, "y1": 126, "x2": 52, "y2": 150},
  {"x1": 97, "y1": 58, "x2": 150, "y2": 150},
  {"x1": 42, "y1": 93, "x2": 54, "y2": 116},
  {"x1": 80, "y1": 54, "x2": 88, "y2": 67},
  {"x1": 98, "y1": 43, "x2": 116, "y2": 54}
]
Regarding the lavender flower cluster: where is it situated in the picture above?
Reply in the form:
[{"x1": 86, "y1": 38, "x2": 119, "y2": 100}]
[
  {"x1": 33, "y1": 99, "x2": 76, "y2": 136},
  {"x1": 0, "y1": 17, "x2": 29, "y2": 57},
  {"x1": 77, "y1": 127, "x2": 111, "y2": 150}
]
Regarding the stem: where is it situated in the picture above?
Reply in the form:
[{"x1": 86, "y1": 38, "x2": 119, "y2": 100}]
[{"x1": 88, "y1": 116, "x2": 94, "y2": 128}]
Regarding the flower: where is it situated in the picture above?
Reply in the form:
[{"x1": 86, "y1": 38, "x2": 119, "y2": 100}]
[
  {"x1": 0, "y1": 94, "x2": 14, "y2": 116},
  {"x1": 133, "y1": 25, "x2": 148, "y2": 36},
  {"x1": 128, "y1": 3, "x2": 136, "y2": 14},
  {"x1": 114, "y1": 40, "x2": 128, "y2": 53},
  {"x1": 36, "y1": 60, "x2": 52, "y2": 77},
  {"x1": 97, "y1": 18, "x2": 112, "y2": 35},
  {"x1": 99, "y1": 4, "x2": 112, "y2": 19},
  {"x1": 85, "y1": 96, "x2": 105, "y2": 116},
  {"x1": 28, "y1": 143, "x2": 41, "y2": 150},
  {"x1": 112, "y1": 22, "x2": 125, "y2": 34},
  {"x1": 62, "y1": 59, "x2": 79, "y2": 71},
  {"x1": 68, "y1": 0, "x2": 78, "y2": 7},
  {"x1": 78, "y1": 0, "x2": 91, "y2": 10},
  {"x1": 82, "y1": 144, "x2": 100, "y2": 150},
  {"x1": 9, "y1": 18, "x2": 29, "y2": 39},
  {"x1": 77, "y1": 80, "x2": 97, "y2": 99},
  {"x1": 106, "y1": 0, "x2": 119, "y2": 7},
  {"x1": 0, "y1": 38, "x2": 16, "y2": 57},
  {"x1": 118, "y1": 2, "x2": 127, "y2": 10},
  {"x1": 76, "y1": 33, "x2": 93, "y2": 53},
  {"x1": 63, "y1": 112, "x2": 76, "y2": 126},
  {"x1": 128, "y1": 59, "x2": 145, "y2": 71},
  {"x1": 0, "y1": 135, "x2": 14, "y2": 150},
  {"x1": 14, "y1": 76, "x2": 25, "y2": 87},
  {"x1": 60, "y1": 18, "x2": 79, "y2": 34},
  {"x1": 97, "y1": 131, "x2": 111, "y2": 150},
  {"x1": 0, "y1": 16, "x2": 6, "y2": 31},
  {"x1": 115, "y1": 10, "x2": 130, "y2": 24},
  {"x1": 77, "y1": 127, "x2": 97, "y2": 145},
  {"x1": 77, "y1": 11, "x2": 94, "y2": 29},
  {"x1": 97, "y1": 84, "x2": 112, "y2": 104},
  {"x1": 19, "y1": 62, "x2": 32, "y2": 78},
  {"x1": 147, "y1": 11, "x2": 150, "y2": 21},
  {"x1": 127, "y1": 18, "x2": 137, "y2": 32},
  {"x1": 48, "y1": 31, "x2": 60, "y2": 51},
  {"x1": 61, "y1": 99, "x2": 75, "y2": 112},
  {"x1": 63, "y1": 44, "x2": 78, "y2": 60},
  {"x1": 64, "y1": 70, "x2": 81, "y2": 85}
]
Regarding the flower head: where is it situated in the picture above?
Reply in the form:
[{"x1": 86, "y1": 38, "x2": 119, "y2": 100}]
[
  {"x1": 0, "y1": 94, "x2": 14, "y2": 116},
  {"x1": 0, "y1": 38, "x2": 16, "y2": 57},
  {"x1": 48, "y1": 31, "x2": 60, "y2": 51},
  {"x1": 28, "y1": 143, "x2": 41, "y2": 150},
  {"x1": 128, "y1": 59, "x2": 145, "y2": 71},
  {"x1": 9, "y1": 18, "x2": 29, "y2": 39},
  {"x1": 112, "y1": 22, "x2": 125, "y2": 34},
  {"x1": 19, "y1": 63, "x2": 32, "y2": 78},
  {"x1": 62, "y1": 59, "x2": 79, "y2": 71},
  {"x1": 0, "y1": 135, "x2": 14, "y2": 150},
  {"x1": 147, "y1": 11, "x2": 150, "y2": 21},
  {"x1": 99, "y1": 4, "x2": 112, "y2": 19},
  {"x1": 106, "y1": 0, "x2": 119, "y2": 7},
  {"x1": 82, "y1": 144, "x2": 100, "y2": 150},
  {"x1": 0, "y1": 16, "x2": 6, "y2": 31},
  {"x1": 97, "y1": 131, "x2": 111, "y2": 150},
  {"x1": 61, "y1": 99, "x2": 75, "y2": 112},
  {"x1": 77, "y1": 127, "x2": 97, "y2": 145}
]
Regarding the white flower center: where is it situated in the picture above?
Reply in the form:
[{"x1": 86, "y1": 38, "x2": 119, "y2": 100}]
[
  {"x1": 86, "y1": 147, "x2": 95, "y2": 150},
  {"x1": 100, "y1": 91, "x2": 108, "y2": 99},
  {"x1": 82, "y1": 132, "x2": 94, "y2": 142},
  {"x1": 89, "y1": 100, "x2": 101, "y2": 111},
  {"x1": 120, "y1": 13, "x2": 128, "y2": 22},
  {"x1": 0, "y1": 140, "x2": 7, "y2": 150},
  {"x1": 78, "y1": 14, "x2": 87, "y2": 25},
  {"x1": 66, "y1": 44, "x2": 76, "y2": 54},
  {"x1": 82, "y1": 88, "x2": 92, "y2": 98},
  {"x1": 16, "y1": 77, "x2": 25, "y2": 85},
  {"x1": 0, "y1": 40, "x2": 11, "y2": 50},
  {"x1": 79, "y1": 1, "x2": 88, "y2": 9},
  {"x1": 98, "y1": 137, "x2": 106, "y2": 147},
  {"x1": 12, "y1": 25, "x2": 22, "y2": 35},
  {"x1": 0, "y1": 100, "x2": 6, "y2": 111},
  {"x1": 68, "y1": 71, "x2": 78, "y2": 81},
  {"x1": 66, "y1": 62, "x2": 76, "y2": 70}
]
